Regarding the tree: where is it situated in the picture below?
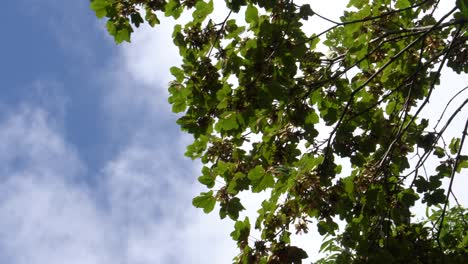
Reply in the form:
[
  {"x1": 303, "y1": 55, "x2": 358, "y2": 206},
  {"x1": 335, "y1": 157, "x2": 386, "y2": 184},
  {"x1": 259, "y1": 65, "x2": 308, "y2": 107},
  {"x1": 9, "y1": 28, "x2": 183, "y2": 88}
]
[{"x1": 91, "y1": 0, "x2": 468, "y2": 262}]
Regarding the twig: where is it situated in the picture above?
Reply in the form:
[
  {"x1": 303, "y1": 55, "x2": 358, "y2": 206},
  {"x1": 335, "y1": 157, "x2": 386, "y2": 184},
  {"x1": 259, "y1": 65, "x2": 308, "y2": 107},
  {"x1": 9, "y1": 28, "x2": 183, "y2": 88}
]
[
  {"x1": 436, "y1": 117, "x2": 468, "y2": 244},
  {"x1": 377, "y1": 18, "x2": 460, "y2": 168},
  {"x1": 433, "y1": 85, "x2": 468, "y2": 130},
  {"x1": 207, "y1": 10, "x2": 232, "y2": 58},
  {"x1": 406, "y1": 98, "x2": 468, "y2": 181}
]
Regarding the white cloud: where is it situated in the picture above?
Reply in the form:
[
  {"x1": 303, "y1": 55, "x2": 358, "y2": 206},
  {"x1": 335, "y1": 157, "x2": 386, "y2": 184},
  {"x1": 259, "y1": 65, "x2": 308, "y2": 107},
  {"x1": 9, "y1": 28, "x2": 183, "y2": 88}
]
[
  {"x1": 103, "y1": 143, "x2": 237, "y2": 263},
  {"x1": 0, "y1": 177, "x2": 115, "y2": 264},
  {"x1": 121, "y1": 18, "x2": 181, "y2": 88},
  {"x1": 0, "y1": 106, "x2": 80, "y2": 178},
  {"x1": 0, "y1": 104, "x2": 238, "y2": 264},
  {"x1": 0, "y1": 107, "x2": 114, "y2": 264}
]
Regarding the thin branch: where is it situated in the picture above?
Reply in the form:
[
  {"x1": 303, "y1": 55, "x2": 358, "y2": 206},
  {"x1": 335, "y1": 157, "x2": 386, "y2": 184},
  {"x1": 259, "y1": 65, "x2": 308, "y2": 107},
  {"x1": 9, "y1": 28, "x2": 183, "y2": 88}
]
[
  {"x1": 312, "y1": 10, "x2": 340, "y2": 25},
  {"x1": 207, "y1": 10, "x2": 232, "y2": 58},
  {"x1": 433, "y1": 85, "x2": 468, "y2": 130},
  {"x1": 343, "y1": 44, "x2": 449, "y2": 123},
  {"x1": 331, "y1": 0, "x2": 430, "y2": 26},
  {"x1": 406, "y1": 98, "x2": 468, "y2": 182},
  {"x1": 295, "y1": 0, "x2": 432, "y2": 48},
  {"x1": 326, "y1": 8, "x2": 457, "y2": 153},
  {"x1": 381, "y1": 20, "x2": 462, "y2": 35},
  {"x1": 430, "y1": 0, "x2": 442, "y2": 17},
  {"x1": 304, "y1": 28, "x2": 427, "y2": 99},
  {"x1": 402, "y1": 32, "x2": 467, "y2": 179},
  {"x1": 437, "y1": 117, "x2": 468, "y2": 243},
  {"x1": 450, "y1": 190, "x2": 468, "y2": 227},
  {"x1": 377, "y1": 19, "x2": 461, "y2": 168}
]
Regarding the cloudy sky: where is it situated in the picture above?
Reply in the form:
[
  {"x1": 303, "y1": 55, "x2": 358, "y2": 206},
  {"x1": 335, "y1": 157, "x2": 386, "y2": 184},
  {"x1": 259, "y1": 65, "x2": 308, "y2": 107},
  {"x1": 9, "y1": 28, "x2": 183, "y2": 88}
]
[
  {"x1": 0, "y1": 1, "x2": 466, "y2": 263},
  {"x1": 0, "y1": 0, "x2": 237, "y2": 263}
]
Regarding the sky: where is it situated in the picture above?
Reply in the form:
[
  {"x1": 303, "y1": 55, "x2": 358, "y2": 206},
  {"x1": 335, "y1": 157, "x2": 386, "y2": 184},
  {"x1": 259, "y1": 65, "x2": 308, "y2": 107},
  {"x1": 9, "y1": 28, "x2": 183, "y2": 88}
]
[{"x1": 0, "y1": 1, "x2": 466, "y2": 263}]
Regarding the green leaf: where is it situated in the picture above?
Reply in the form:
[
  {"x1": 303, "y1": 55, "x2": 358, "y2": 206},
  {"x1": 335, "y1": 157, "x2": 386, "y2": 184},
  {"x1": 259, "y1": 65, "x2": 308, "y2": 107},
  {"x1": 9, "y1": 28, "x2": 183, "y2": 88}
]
[
  {"x1": 165, "y1": 0, "x2": 183, "y2": 19},
  {"x1": 305, "y1": 111, "x2": 319, "y2": 125},
  {"x1": 192, "y1": 191, "x2": 216, "y2": 213},
  {"x1": 107, "y1": 22, "x2": 132, "y2": 44},
  {"x1": 220, "y1": 197, "x2": 245, "y2": 220},
  {"x1": 299, "y1": 4, "x2": 314, "y2": 20},
  {"x1": 213, "y1": 160, "x2": 234, "y2": 176},
  {"x1": 319, "y1": 236, "x2": 336, "y2": 253},
  {"x1": 456, "y1": 155, "x2": 468, "y2": 173},
  {"x1": 145, "y1": 10, "x2": 160, "y2": 27},
  {"x1": 342, "y1": 175, "x2": 355, "y2": 198},
  {"x1": 296, "y1": 154, "x2": 324, "y2": 172},
  {"x1": 395, "y1": 0, "x2": 411, "y2": 9},
  {"x1": 225, "y1": 20, "x2": 245, "y2": 39},
  {"x1": 385, "y1": 100, "x2": 397, "y2": 115},
  {"x1": 131, "y1": 13, "x2": 144, "y2": 28},
  {"x1": 230, "y1": 217, "x2": 250, "y2": 242},
  {"x1": 347, "y1": 0, "x2": 368, "y2": 8},
  {"x1": 192, "y1": 0, "x2": 214, "y2": 22},
  {"x1": 106, "y1": 20, "x2": 116, "y2": 36},
  {"x1": 198, "y1": 174, "x2": 215, "y2": 187},
  {"x1": 227, "y1": 172, "x2": 249, "y2": 194},
  {"x1": 90, "y1": 0, "x2": 109, "y2": 18},
  {"x1": 317, "y1": 220, "x2": 338, "y2": 236},
  {"x1": 433, "y1": 146, "x2": 445, "y2": 158},
  {"x1": 248, "y1": 165, "x2": 274, "y2": 192},
  {"x1": 423, "y1": 189, "x2": 446, "y2": 206},
  {"x1": 280, "y1": 230, "x2": 291, "y2": 243},
  {"x1": 414, "y1": 176, "x2": 429, "y2": 193},
  {"x1": 436, "y1": 163, "x2": 452, "y2": 177},
  {"x1": 281, "y1": 246, "x2": 308, "y2": 263},
  {"x1": 245, "y1": 4, "x2": 258, "y2": 24},
  {"x1": 398, "y1": 189, "x2": 419, "y2": 207},
  {"x1": 197, "y1": 166, "x2": 215, "y2": 188},
  {"x1": 186, "y1": 135, "x2": 208, "y2": 159},
  {"x1": 226, "y1": 0, "x2": 246, "y2": 12},
  {"x1": 317, "y1": 221, "x2": 327, "y2": 235},
  {"x1": 247, "y1": 165, "x2": 265, "y2": 183},
  {"x1": 170, "y1": 67, "x2": 185, "y2": 82},
  {"x1": 449, "y1": 138, "x2": 461, "y2": 155},
  {"x1": 428, "y1": 175, "x2": 442, "y2": 190},
  {"x1": 215, "y1": 112, "x2": 239, "y2": 132},
  {"x1": 418, "y1": 133, "x2": 436, "y2": 152},
  {"x1": 255, "y1": 173, "x2": 274, "y2": 192},
  {"x1": 168, "y1": 82, "x2": 188, "y2": 113},
  {"x1": 457, "y1": 0, "x2": 468, "y2": 19}
]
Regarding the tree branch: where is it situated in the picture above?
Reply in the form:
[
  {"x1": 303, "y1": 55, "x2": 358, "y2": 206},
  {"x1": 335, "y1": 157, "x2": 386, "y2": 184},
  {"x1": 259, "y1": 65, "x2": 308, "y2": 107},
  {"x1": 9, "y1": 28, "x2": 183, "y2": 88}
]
[{"x1": 436, "y1": 117, "x2": 468, "y2": 245}]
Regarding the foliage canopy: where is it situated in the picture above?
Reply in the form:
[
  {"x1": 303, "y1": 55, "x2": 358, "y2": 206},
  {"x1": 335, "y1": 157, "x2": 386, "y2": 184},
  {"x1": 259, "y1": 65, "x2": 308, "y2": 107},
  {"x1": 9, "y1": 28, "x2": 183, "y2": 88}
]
[{"x1": 91, "y1": 0, "x2": 468, "y2": 262}]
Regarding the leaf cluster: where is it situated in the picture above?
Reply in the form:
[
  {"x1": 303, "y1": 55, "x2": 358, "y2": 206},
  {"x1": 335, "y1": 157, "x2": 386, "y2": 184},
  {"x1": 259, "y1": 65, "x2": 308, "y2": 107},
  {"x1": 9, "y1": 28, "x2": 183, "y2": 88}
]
[{"x1": 91, "y1": 0, "x2": 468, "y2": 263}]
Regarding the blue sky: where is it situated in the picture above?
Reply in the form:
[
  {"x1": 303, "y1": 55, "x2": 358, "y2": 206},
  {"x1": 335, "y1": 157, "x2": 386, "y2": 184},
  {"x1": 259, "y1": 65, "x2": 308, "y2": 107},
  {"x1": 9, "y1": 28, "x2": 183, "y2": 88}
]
[
  {"x1": 0, "y1": 1, "x2": 238, "y2": 263},
  {"x1": 0, "y1": 1, "x2": 466, "y2": 263},
  {"x1": 0, "y1": 0, "x2": 112, "y2": 172}
]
